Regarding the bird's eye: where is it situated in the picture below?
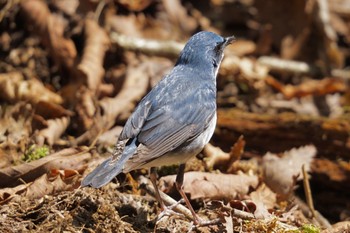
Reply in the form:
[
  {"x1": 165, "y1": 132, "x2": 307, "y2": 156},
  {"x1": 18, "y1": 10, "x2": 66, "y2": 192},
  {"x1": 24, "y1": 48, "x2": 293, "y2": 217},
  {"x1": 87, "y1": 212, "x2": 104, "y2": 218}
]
[
  {"x1": 212, "y1": 58, "x2": 218, "y2": 68},
  {"x1": 214, "y1": 41, "x2": 224, "y2": 53}
]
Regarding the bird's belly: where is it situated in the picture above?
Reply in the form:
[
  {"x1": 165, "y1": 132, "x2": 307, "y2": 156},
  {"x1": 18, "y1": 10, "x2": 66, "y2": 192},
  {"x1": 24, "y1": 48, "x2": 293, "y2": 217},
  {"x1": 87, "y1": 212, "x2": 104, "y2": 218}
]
[{"x1": 139, "y1": 114, "x2": 217, "y2": 168}]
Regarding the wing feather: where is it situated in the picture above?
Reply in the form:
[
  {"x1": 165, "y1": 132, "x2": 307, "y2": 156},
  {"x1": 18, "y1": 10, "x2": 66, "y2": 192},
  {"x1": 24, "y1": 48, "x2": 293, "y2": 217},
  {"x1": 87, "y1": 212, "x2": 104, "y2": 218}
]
[{"x1": 118, "y1": 67, "x2": 216, "y2": 167}]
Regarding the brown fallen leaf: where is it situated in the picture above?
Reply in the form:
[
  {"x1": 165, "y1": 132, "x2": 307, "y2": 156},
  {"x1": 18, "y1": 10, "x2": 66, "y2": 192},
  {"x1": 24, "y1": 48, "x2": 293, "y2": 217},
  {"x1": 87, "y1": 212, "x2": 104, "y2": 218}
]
[
  {"x1": 20, "y1": 0, "x2": 77, "y2": 70},
  {"x1": 227, "y1": 136, "x2": 246, "y2": 173},
  {"x1": 0, "y1": 103, "x2": 33, "y2": 167},
  {"x1": 203, "y1": 136, "x2": 245, "y2": 173},
  {"x1": 0, "y1": 169, "x2": 80, "y2": 204},
  {"x1": 76, "y1": 18, "x2": 110, "y2": 91},
  {"x1": 75, "y1": 59, "x2": 150, "y2": 144},
  {"x1": 226, "y1": 39, "x2": 256, "y2": 56},
  {"x1": 159, "y1": 171, "x2": 259, "y2": 201},
  {"x1": 25, "y1": 169, "x2": 80, "y2": 200},
  {"x1": 75, "y1": 86, "x2": 96, "y2": 132},
  {"x1": 262, "y1": 145, "x2": 316, "y2": 197},
  {"x1": 0, "y1": 148, "x2": 91, "y2": 188},
  {"x1": 162, "y1": 0, "x2": 197, "y2": 35},
  {"x1": 117, "y1": 0, "x2": 154, "y2": 11},
  {"x1": 321, "y1": 221, "x2": 350, "y2": 233},
  {"x1": 107, "y1": 14, "x2": 143, "y2": 37},
  {"x1": 249, "y1": 184, "x2": 276, "y2": 219},
  {"x1": 203, "y1": 143, "x2": 230, "y2": 170},
  {"x1": 35, "y1": 116, "x2": 70, "y2": 146},
  {"x1": 266, "y1": 76, "x2": 346, "y2": 100},
  {"x1": 34, "y1": 101, "x2": 73, "y2": 120},
  {"x1": 51, "y1": 0, "x2": 79, "y2": 16},
  {"x1": 0, "y1": 72, "x2": 63, "y2": 105},
  {"x1": 97, "y1": 125, "x2": 123, "y2": 146}
]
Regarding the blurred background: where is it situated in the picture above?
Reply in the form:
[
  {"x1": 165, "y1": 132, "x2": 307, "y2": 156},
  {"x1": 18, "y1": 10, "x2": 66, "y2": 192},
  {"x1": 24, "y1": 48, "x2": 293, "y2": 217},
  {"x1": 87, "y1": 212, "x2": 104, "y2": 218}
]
[{"x1": 0, "y1": 0, "x2": 350, "y2": 232}]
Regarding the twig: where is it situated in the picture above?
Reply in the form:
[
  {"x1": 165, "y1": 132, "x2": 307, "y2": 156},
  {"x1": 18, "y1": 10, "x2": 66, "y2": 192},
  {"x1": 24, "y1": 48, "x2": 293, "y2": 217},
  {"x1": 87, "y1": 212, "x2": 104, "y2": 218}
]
[
  {"x1": 302, "y1": 165, "x2": 332, "y2": 229},
  {"x1": 257, "y1": 56, "x2": 321, "y2": 75},
  {"x1": 0, "y1": 0, "x2": 20, "y2": 22},
  {"x1": 110, "y1": 33, "x2": 319, "y2": 76},
  {"x1": 139, "y1": 175, "x2": 193, "y2": 220},
  {"x1": 110, "y1": 32, "x2": 184, "y2": 58},
  {"x1": 302, "y1": 164, "x2": 316, "y2": 218},
  {"x1": 111, "y1": 33, "x2": 349, "y2": 79},
  {"x1": 232, "y1": 208, "x2": 255, "y2": 220},
  {"x1": 94, "y1": 0, "x2": 106, "y2": 22}
]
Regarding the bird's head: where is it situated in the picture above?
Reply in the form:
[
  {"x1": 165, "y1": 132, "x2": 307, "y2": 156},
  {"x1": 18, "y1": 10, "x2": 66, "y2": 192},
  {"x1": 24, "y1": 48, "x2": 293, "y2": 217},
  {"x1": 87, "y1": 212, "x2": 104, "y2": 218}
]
[{"x1": 176, "y1": 31, "x2": 235, "y2": 75}]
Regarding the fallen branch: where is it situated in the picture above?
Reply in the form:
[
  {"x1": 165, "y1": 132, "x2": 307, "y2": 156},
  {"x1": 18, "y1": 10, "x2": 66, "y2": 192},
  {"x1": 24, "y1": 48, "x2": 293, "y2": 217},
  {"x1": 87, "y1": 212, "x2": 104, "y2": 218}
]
[
  {"x1": 111, "y1": 33, "x2": 350, "y2": 78},
  {"x1": 258, "y1": 56, "x2": 321, "y2": 75},
  {"x1": 216, "y1": 108, "x2": 350, "y2": 160},
  {"x1": 110, "y1": 32, "x2": 183, "y2": 58}
]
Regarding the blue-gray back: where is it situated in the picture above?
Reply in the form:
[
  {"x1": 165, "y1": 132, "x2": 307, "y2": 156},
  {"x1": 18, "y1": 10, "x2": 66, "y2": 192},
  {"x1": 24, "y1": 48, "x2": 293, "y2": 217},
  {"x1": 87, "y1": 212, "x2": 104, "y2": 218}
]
[{"x1": 119, "y1": 64, "x2": 217, "y2": 160}]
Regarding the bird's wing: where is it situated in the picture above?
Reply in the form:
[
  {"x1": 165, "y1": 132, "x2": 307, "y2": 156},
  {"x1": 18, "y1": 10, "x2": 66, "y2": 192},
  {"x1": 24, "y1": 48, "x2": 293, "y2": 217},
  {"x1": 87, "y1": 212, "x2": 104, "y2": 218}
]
[
  {"x1": 119, "y1": 68, "x2": 216, "y2": 163},
  {"x1": 119, "y1": 98, "x2": 152, "y2": 141},
  {"x1": 134, "y1": 96, "x2": 216, "y2": 163}
]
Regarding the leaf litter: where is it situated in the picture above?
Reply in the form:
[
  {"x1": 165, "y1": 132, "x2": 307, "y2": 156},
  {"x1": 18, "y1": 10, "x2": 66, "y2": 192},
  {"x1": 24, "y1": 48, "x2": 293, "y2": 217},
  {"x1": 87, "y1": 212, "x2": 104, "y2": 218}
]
[{"x1": 0, "y1": 0, "x2": 350, "y2": 232}]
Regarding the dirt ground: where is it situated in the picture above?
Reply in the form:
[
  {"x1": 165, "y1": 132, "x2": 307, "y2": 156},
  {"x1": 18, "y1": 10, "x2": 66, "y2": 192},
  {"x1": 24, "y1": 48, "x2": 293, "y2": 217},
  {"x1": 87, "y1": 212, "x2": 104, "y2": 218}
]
[{"x1": 1, "y1": 0, "x2": 350, "y2": 232}]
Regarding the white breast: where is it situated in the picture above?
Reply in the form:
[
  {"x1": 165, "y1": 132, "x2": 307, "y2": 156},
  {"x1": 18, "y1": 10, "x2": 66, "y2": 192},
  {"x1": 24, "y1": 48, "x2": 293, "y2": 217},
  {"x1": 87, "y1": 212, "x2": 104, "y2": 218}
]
[{"x1": 135, "y1": 114, "x2": 217, "y2": 169}]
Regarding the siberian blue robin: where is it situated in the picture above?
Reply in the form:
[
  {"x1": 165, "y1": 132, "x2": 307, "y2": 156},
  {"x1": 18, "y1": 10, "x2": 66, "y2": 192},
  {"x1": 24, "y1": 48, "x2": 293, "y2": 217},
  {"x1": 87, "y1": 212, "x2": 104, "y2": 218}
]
[{"x1": 82, "y1": 31, "x2": 235, "y2": 224}]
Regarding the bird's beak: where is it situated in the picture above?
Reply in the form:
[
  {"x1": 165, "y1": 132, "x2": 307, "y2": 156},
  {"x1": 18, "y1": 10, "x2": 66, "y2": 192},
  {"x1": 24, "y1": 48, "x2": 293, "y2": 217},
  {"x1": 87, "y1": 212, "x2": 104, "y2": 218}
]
[{"x1": 224, "y1": 35, "x2": 236, "y2": 47}]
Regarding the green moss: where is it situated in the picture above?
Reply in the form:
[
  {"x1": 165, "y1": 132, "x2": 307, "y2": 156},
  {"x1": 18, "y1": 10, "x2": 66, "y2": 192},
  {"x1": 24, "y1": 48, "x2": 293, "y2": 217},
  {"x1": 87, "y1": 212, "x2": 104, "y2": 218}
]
[
  {"x1": 301, "y1": 224, "x2": 320, "y2": 233},
  {"x1": 22, "y1": 145, "x2": 49, "y2": 162}
]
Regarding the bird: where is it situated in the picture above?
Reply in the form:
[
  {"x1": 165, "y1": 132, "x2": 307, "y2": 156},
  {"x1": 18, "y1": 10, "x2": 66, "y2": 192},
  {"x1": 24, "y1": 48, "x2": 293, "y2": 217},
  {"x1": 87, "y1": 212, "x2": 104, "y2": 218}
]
[{"x1": 81, "y1": 31, "x2": 235, "y2": 224}]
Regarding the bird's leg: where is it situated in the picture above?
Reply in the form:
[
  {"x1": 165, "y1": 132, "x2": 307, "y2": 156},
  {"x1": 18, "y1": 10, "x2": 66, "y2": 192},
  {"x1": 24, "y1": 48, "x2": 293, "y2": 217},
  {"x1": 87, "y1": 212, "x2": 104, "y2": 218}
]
[
  {"x1": 149, "y1": 168, "x2": 185, "y2": 223},
  {"x1": 175, "y1": 163, "x2": 201, "y2": 225},
  {"x1": 149, "y1": 167, "x2": 166, "y2": 210}
]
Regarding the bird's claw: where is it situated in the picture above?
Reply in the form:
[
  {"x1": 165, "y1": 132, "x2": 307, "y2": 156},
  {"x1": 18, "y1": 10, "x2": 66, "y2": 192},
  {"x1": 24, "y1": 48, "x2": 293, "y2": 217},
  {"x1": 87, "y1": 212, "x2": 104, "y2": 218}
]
[{"x1": 156, "y1": 199, "x2": 186, "y2": 222}]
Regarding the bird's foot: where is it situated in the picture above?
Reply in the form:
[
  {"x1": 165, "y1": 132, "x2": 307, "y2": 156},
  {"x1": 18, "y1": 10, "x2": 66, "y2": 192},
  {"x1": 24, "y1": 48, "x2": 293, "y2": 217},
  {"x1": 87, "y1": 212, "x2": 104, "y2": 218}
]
[{"x1": 157, "y1": 199, "x2": 186, "y2": 222}]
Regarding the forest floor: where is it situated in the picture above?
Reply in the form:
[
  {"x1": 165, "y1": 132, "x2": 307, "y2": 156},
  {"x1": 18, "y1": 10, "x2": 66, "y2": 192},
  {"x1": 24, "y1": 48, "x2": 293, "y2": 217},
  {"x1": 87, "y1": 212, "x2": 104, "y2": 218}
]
[{"x1": 1, "y1": 0, "x2": 350, "y2": 232}]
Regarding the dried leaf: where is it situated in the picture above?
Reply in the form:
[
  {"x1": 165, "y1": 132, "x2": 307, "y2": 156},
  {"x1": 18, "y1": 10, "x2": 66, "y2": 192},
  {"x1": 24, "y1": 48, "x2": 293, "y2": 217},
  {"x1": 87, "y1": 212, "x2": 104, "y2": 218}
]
[
  {"x1": 159, "y1": 171, "x2": 259, "y2": 200},
  {"x1": 203, "y1": 143, "x2": 230, "y2": 170},
  {"x1": 34, "y1": 101, "x2": 73, "y2": 119},
  {"x1": 51, "y1": 0, "x2": 79, "y2": 15},
  {"x1": 0, "y1": 72, "x2": 62, "y2": 104},
  {"x1": 226, "y1": 39, "x2": 256, "y2": 56},
  {"x1": 266, "y1": 76, "x2": 346, "y2": 100},
  {"x1": 162, "y1": 0, "x2": 197, "y2": 34},
  {"x1": 99, "y1": 60, "x2": 151, "y2": 127},
  {"x1": 77, "y1": 19, "x2": 110, "y2": 91},
  {"x1": 229, "y1": 200, "x2": 256, "y2": 213},
  {"x1": 262, "y1": 145, "x2": 316, "y2": 197},
  {"x1": 20, "y1": 0, "x2": 77, "y2": 69},
  {"x1": 0, "y1": 148, "x2": 91, "y2": 188},
  {"x1": 75, "y1": 86, "x2": 96, "y2": 131},
  {"x1": 35, "y1": 116, "x2": 70, "y2": 146},
  {"x1": 0, "y1": 103, "x2": 33, "y2": 167},
  {"x1": 97, "y1": 125, "x2": 123, "y2": 146},
  {"x1": 73, "y1": 60, "x2": 150, "y2": 142},
  {"x1": 107, "y1": 14, "x2": 143, "y2": 37},
  {"x1": 249, "y1": 185, "x2": 276, "y2": 219},
  {"x1": 254, "y1": 0, "x2": 313, "y2": 61},
  {"x1": 227, "y1": 135, "x2": 246, "y2": 173},
  {"x1": 0, "y1": 169, "x2": 80, "y2": 204},
  {"x1": 221, "y1": 56, "x2": 269, "y2": 80},
  {"x1": 117, "y1": 0, "x2": 154, "y2": 11},
  {"x1": 312, "y1": 158, "x2": 350, "y2": 185},
  {"x1": 203, "y1": 136, "x2": 245, "y2": 173},
  {"x1": 322, "y1": 221, "x2": 350, "y2": 233}
]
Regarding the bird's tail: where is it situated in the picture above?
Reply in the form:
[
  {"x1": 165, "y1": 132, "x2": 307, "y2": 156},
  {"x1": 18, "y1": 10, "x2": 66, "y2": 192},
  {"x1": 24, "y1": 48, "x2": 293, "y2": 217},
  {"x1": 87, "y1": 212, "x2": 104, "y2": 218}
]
[{"x1": 81, "y1": 138, "x2": 138, "y2": 188}]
